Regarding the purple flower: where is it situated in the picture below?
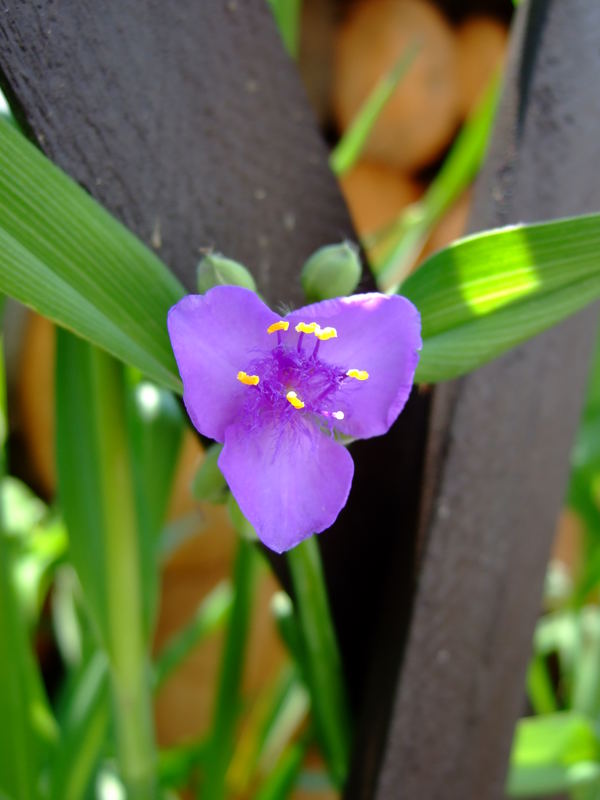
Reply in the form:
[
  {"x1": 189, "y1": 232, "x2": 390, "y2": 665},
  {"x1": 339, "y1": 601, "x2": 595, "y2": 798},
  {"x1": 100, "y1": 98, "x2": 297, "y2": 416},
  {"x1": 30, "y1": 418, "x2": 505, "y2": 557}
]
[{"x1": 167, "y1": 286, "x2": 421, "y2": 553}]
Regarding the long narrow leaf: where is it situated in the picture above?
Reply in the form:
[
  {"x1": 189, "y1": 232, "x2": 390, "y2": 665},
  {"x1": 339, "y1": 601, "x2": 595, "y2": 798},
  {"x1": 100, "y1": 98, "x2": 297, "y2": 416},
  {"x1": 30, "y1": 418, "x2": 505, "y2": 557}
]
[
  {"x1": 203, "y1": 538, "x2": 258, "y2": 800},
  {"x1": 0, "y1": 323, "x2": 57, "y2": 800},
  {"x1": 374, "y1": 74, "x2": 499, "y2": 286},
  {"x1": 127, "y1": 377, "x2": 184, "y2": 639},
  {"x1": 0, "y1": 118, "x2": 183, "y2": 391},
  {"x1": 56, "y1": 331, "x2": 157, "y2": 797},
  {"x1": 154, "y1": 580, "x2": 233, "y2": 691},
  {"x1": 287, "y1": 537, "x2": 351, "y2": 789},
  {"x1": 400, "y1": 213, "x2": 600, "y2": 383},
  {"x1": 330, "y1": 44, "x2": 418, "y2": 177},
  {"x1": 49, "y1": 652, "x2": 110, "y2": 800}
]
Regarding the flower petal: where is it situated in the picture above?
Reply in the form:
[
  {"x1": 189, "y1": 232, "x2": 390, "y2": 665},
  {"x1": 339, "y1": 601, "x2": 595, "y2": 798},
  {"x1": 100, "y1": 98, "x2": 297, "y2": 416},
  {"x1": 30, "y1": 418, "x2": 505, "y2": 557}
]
[
  {"x1": 167, "y1": 286, "x2": 279, "y2": 440},
  {"x1": 219, "y1": 417, "x2": 354, "y2": 553},
  {"x1": 286, "y1": 294, "x2": 421, "y2": 439}
]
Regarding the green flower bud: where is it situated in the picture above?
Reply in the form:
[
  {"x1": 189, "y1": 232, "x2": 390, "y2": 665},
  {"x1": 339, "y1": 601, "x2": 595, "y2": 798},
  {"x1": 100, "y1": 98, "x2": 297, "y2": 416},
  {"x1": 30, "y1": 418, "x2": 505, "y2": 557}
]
[
  {"x1": 300, "y1": 242, "x2": 362, "y2": 302},
  {"x1": 197, "y1": 253, "x2": 257, "y2": 294},
  {"x1": 191, "y1": 443, "x2": 228, "y2": 504}
]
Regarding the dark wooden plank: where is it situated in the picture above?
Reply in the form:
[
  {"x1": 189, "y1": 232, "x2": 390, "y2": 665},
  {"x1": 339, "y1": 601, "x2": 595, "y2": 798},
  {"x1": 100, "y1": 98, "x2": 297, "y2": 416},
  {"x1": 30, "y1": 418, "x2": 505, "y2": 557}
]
[
  {"x1": 0, "y1": 0, "x2": 354, "y2": 304},
  {"x1": 348, "y1": 1, "x2": 600, "y2": 797},
  {"x1": 0, "y1": 0, "x2": 433, "y2": 710}
]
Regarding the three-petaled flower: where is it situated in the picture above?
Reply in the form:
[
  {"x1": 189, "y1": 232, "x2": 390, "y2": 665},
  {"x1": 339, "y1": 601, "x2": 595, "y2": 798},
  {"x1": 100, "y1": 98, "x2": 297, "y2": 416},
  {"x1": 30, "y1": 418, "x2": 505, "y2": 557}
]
[{"x1": 167, "y1": 286, "x2": 421, "y2": 553}]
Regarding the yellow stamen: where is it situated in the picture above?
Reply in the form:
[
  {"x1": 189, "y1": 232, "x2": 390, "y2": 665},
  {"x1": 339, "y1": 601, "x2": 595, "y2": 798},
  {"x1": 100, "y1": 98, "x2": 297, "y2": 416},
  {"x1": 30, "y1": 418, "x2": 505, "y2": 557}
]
[
  {"x1": 332, "y1": 410, "x2": 345, "y2": 420},
  {"x1": 267, "y1": 320, "x2": 289, "y2": 334},
  {"x1": 315, "y1": 326, "x2": 337, "y2": 341},
  {"x1": 295, "y1": 321, "x2": 319, "y2": 335},
  {"x1": 286, "y1": 390, "x2": 305, "y2": 409},
  {"x1": 237, "y1": 371, "x2": 260, "y2": 386},
  {"x1": 346, "y1": 369, "x2": 369, "y2": 381}
]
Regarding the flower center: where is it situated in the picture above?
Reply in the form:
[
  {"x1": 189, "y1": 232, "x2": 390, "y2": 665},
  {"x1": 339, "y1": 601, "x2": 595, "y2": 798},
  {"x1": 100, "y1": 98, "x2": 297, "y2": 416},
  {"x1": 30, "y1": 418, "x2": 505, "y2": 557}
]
[{"x1": 235, "y1": 320, "x2": 369, "y2": 429}]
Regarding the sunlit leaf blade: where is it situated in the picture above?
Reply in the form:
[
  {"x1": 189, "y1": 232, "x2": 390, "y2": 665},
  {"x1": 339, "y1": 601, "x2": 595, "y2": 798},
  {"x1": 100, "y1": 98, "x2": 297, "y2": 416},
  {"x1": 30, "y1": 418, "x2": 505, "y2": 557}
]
[
  {"x1": 55, "y1": 331, "x2": 156, "y2": 796},
  {"x1": 329, "y1": 43, "x2": 418, "y2": 177},
  {"x1": 0, "y1": 118, "x2": 184, "y2": 392},
  {"x1": 400, "y1": 213, "x2": 600, "y2": 383},
  {"x1": 374, "y1": 73, "x2": 499, "y2": 286},
  {"x1": 267, "y1": 0, "x2": 302, "y2": 58},
  {"x1": 507, "y1": 712, "x2": 600, "y2": 797}
]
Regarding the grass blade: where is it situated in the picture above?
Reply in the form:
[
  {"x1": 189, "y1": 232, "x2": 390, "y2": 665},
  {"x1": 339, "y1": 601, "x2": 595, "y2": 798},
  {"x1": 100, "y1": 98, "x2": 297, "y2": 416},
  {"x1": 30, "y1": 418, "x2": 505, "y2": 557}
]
[
  {"x1": 330, "y1": 44, "x2": 418, "y2": 177},
  {"x1": 374, "y1": 73, "x2": 499, "y2": 286},
  {"x1": 56, "y1": 330, "x2": 157, "y2": 797},
  {"x1": 127, "y1": 376, "x2": 184, "y2": 639},
  {"x1": 49, "y1": 652, "x2": 110, "y2": 800},
  {"x1": 287, "y1": 537, "x2": 351, "y2": 789},
  {"x1": 267, "y1": 0, "x2": 302, "y2": 58},
  {"x1": 254, "y1": 738, "x2": 309, "y2": 800},
  {"x1": 202, "y1": 538, "x2": 258, "y2": 800},
  {"x1": 400, "y1": 213, "x2": 600, "y2": 383},
  {"x1": 0, "y1": 118, "x2": 183, "y2": 391},
  {"x1": 154, "y1": 580, "x2": 233, "y2": 691},
  {"x1": 0, "y1": 319, "x2": 57, "y2": 799}
]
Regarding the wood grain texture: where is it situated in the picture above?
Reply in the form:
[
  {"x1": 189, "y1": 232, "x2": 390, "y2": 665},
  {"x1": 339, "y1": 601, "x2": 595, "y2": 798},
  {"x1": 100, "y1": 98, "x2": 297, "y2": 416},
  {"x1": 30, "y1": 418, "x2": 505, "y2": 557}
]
[
  {"x1": 0, "y1": 0, "x2": 355, "y2": 304},
  {"x1": 362, "y1": 2, "x2": 600, "y2": 797}
]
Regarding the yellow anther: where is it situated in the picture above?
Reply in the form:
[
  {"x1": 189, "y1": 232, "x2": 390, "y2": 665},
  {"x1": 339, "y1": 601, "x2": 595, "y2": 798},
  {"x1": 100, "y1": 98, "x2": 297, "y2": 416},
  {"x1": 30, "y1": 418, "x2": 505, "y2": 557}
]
[
  {"x1": 346, "y1": 369, "x2": 369, "y2": 381},
  {"x1": 237, "y1": 371, "x2": 260, "y2": 386},
  {"x1": 286, "y1": 390, "x2": 305, "y2": 410},
  {"x1": 267, "y1": 320, "x2": 289, "y2": 334},
  {"x1": 332, "y1": 410, "x2": 345, "y2": 420},
  {"x1": 315, "y1": 326, "x2": 337, "y2": 341},
  {"x1": 295, "y1": 321, "x2": 319, "y2": 335}
]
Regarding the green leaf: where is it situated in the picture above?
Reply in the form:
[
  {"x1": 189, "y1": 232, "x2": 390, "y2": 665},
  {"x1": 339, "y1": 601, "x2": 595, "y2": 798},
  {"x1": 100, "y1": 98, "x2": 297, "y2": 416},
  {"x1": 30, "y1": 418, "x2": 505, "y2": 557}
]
[
  {"x1": 267, "y1": 0, "x2": 302, "y2": 59},
  {"x1": 400, "y1": 213, "x2": 600, "y2": 383},
  {"x1": 0, "y1": 118, "x2": 184, "y2": 392},
  {"x1": 373, "y1": 73, "x2": 499, "y2": 285},
  {"x1": 507, "y1": 712, "x2": 600, "y2": 797},
  {"x1": 228, "y1": 664, "x2": 309, "y2": 795},
  {"x1": 203, "y1": 538, "x2": 258, "y2": 800},
  {"x1": 0, "y1": 532, "x2": 58, "y2": 800},
  {"x1": 154, "y1": 580, "x2": 233, "y2": 691},
  {"x1": 254, "y1": 738, "x2": 308, "y2": 800},
  {"x1": 527, "y1": 655, "x2": 558, "y2": 716},
  {"x1": 55, "y1": 330, "x2": 157, "y2": 797},
  {"x1": 0, "y1": 332, "x2": 57, "y2": 800},
  {"x1": 49, "y1": 652, "x2": 110, "y2": 800},
  {"x1": 126, "y1": 376, "x2": 184, "y2": 637},
  {"x1": 287, "y1": 537, "x2": 351, "y2": 789},
  {"x1": 329, "y1": 43, "x2": 418, "y2": 177}
]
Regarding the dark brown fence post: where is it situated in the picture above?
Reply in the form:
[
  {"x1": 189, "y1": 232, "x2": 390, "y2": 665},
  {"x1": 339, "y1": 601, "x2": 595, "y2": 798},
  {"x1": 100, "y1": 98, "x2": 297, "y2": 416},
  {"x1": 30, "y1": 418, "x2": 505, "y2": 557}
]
[{"x1": 348, "y1": 2, "x2": 600, "y2": 797}]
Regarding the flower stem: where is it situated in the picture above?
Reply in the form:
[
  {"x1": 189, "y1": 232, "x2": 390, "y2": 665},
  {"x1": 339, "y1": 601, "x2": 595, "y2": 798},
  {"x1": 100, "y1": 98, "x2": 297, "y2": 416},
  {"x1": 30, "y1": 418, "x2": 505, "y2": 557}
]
[{"x1": 287, "y1": 536, "x2": 352, "y2": 788}]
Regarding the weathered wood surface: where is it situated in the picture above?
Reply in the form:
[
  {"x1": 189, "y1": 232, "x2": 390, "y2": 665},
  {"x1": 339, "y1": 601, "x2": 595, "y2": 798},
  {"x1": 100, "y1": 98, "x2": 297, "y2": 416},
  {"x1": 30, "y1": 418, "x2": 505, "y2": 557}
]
[
  {"x1": 348, "y1": 2, "x2": 600, "y2": 798},
  {"x1": 0, "y1": 0, "x2": 431, "y2": 710},
  {"x1": 0, "y1": 0, "x2": 354, "y2": 304}
]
